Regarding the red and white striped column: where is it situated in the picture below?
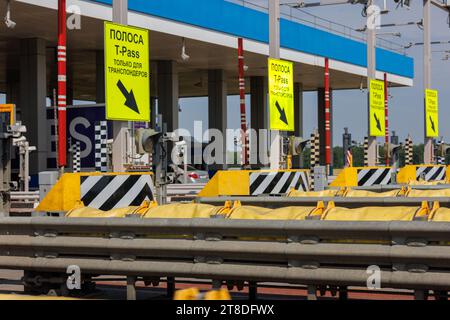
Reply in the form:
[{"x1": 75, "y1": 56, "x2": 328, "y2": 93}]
[
  {"x1": 324, "y1": 58, "x2": 331, "y2": 173},
  {"x1": 238, "y1": 38, "x2": 249, "y2": 167},
  {"x1": 384, "y1": 73, "x2": 389, "y2": 166},
  {"x1": 57, "y1": 0, "x2": 67, "y2": 168}
]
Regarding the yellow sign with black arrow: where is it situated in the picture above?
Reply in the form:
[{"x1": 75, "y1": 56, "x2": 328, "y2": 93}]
[
  {"x1": 104, "y1": 22, "x2": 150, "y2": 122},
  {"x1": 268, "y1": 58, "x2": 295, "y2": 132},
  {"x1": 425, "y1": 89, "x2": 439, "y2": 137},
  {"x1": 369, "y1": 79, "x2": 385, "y2": 137}
]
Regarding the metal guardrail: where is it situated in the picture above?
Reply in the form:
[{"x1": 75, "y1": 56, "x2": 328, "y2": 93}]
[
  {"x1": 196, "y1": 196, "x2": 450, "y2": 208},
  {"x1": 0, "y1": 217, "x2": 449, "y2": 299},
  {"x1": 167, "y1": 183, "x2": 206, "y2": 202}
]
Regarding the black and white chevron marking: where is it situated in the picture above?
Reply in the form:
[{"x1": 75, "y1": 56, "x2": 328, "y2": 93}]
[
  {"x1": 249, "y1": 171, "x2": 310, "y2": 195},
  {"x1": 415, "y1": 166, "x2": 446, "y2": 181},
  {"x1": 80, "y1": 175, "x2": 155, "y2": 211},
  {"x1": 357, "y1": 168, "x2": 393, "y2": 187}
]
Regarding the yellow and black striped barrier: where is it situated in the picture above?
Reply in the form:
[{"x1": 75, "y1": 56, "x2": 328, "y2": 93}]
[
  {"x1": 198, "y1": 169, "x2": 310, "y2": 197},
  {"x1": 37, "y1": 172, "x2": 155, "y2": 212}
]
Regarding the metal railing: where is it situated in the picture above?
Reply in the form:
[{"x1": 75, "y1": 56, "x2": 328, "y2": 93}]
[
  {"x1": 167, "y1": 183, "x2": 206, "y2": 202},
  {"x1": 0, "y1": 217, "x2": 449, "y2": 299},
  {"x1": 196, "y1": 195, "x2": 450, "y2": 208},
  {"x1": 226, "y1": 0, "x2": 407, "y2": 54}
]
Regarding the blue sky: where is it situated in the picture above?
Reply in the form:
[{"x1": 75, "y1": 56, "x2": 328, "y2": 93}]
[{"x1": 179, "y1": 0, "x2": 450, "y2": 147}]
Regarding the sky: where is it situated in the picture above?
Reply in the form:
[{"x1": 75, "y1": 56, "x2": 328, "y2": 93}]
[{"x1": 179, "y1": 0, "x2": 450, "y2": 147}]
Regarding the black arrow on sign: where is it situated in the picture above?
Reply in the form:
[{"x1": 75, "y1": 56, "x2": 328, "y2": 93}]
[
  {"x1": 117, "y1": 80, "x2": 139, "y2": 114},
  {"x1": 430, "y1": 116, "x2": 436, "y2": 132},
  {"x1": 275, "y1": 101, "x2": 288, "y2": 125},
  {"x1": 373, "y1": 113, "x2": 381, "y2": 132}
]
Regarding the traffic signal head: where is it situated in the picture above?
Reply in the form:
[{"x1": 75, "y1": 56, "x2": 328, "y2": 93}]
[
  {"x1": 437, "y1": 143, "x2": 450, "y2": 157},
  {"x1": 289, "y1": 136, "x2": 309, "y2": 156},
  {"x1": 386, "y1": 143, "x2": 403, "y2": 157},
  {"x1": 135, "y1": 128, "x2": 160, "y2": 155}
]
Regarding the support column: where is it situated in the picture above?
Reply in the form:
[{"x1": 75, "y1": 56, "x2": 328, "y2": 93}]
[
  {"x1": 250, "y1": 76, "x2": 268, "y2": 167},
  {"x1": 6, "y1": 70, "x2": 20, "y2": 105},
  {"x1": 157, "y1": 61, "x2": 179, "y2": 132},
  {"x1": 19, "y1": 38, "x2": 48, "y2": 175},
  {"x1": 208, "y1": 69, "x2": 227, "y2": 170},
  {"x1": 96, "y1": 50, "x2": 105, "y2": 104},
  {"x1": 293, "y1": 82, "x2": 304, "y2": 168},
  {"x1": 423, "y1": 0, "x2": 433, "y2": 164},
  {"x1": 111, "y1": 0, "x2": 129, "y2": 172},
  {"x1": 366, "y1": 1, "x2": 377, "y2": 166},
  {"x1": 318, "y1": 88, "x2": 333, "y2": 166}
]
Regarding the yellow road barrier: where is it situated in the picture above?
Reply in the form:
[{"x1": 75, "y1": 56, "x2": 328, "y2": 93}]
[
  {"x1": 174, "y1": 288, "x2": 231, "y2": 300},
  {"x1": 429, "y1": 202, "x2": 450, "y2": 222},
  {"x1": 198, "y1": 169, "x2": 310, "y2": 197},
  {"x1": 320, "y1": 201, "x2": 429, "y2": 221},
  {"x1": 37, "y1": 172, "x2": 155, "y2": 213},
  {"x1": 226, "y1": 201, "x2": 316, "y2": 220},
  {"x1": 143, "y1": 203, "x2": 224, "y2": 219},
  {"x1": 330, "y1": 167, "x2": 394, "y2": 187},
  {"x1": 406, "y1": 188, "x2": 450, "y2": 198},
  {"x1": 343, "y1": 188, "x2": 404, "y2": 198},
  {"x1": 398, "y1": 165, "x2": 448, "y2": 183},
  {"x1": 287, "y1": 189, "x2": 340, "y2": 197}
]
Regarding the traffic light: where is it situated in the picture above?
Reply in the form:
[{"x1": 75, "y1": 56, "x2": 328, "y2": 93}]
[
  {"x1": 135, "y1": 128, "x2": 161, "y2": 155},
  {"x1": 385, "y1": 143, "x2": 403, "y2": 168},
  {"x1": 387, "y1": 143, "x2": 402, "y2": 157},
  {"x1": 437, "y1": 143, "x2": 450, "y2": 158},
  {"x1": 288, "y1": 136, "x2": 309, "y2": 156}
]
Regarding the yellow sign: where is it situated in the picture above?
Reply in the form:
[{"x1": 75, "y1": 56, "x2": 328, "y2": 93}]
[
  {"x1": 104, "y1": 22, "x2": 150, "y2": 121},
  {"x1": 268, "y1": 58, "x2": 295, "y2": 131},
  {"x1": 425, "y1": 89, "x2": 439, "y2": 137},
  {"x1": 0, "y1": 104, "x2": 15, "y2": 125},
  {"x1": 369, "y1": 79, "x2": 385, "y2": 137}
]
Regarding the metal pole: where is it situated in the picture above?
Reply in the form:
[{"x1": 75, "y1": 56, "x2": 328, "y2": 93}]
[
  {"x1": 423, "y1": 0, "x2": 433, "y2": 164},
  {"x1": 269, "y1": 0, "x2": 281, "y2": 170},
  {"x1": 126, "y1": 275, "x2": 137, "y2": 300},
  {"x1": 384, "y1": 73, "x2": 389, "y2": 166},
  {"x1": 57, "y1": 0, "x2": 67, "y2": 171},
  {"x1": 366, "y1": 0, "x2": 377, "y2": 166},
  {"x1": 324, "y1": 58, "x2": 332, "y2": 174},
  {"x1": 112, "y1": 0, "x2": 129, "y2": 173},
  {"x1": 238, "y1": 38, "x2": 249, "y2": 167},
  {"x1": 24, "y1": 142, "x2": 30, "y2": 192}
]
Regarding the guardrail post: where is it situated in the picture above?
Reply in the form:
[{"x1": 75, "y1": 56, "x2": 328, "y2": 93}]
[
  {"x1": 248, "y1": 281, "x2": 257, "y2": 300},
  {"x1": 307, "y1": 285, "x2": 317, "y2": 300},
  {"x1": 338, "y1": 286, "x2": 348, "y2": 300},
  {"x1": 414, "y1": 289, "x2": 428, "y2": 300},
  {"x1": 434, "y1": 290, "x2": 448, "y2": 301},
  {"x1": 126, "y1": 276, "x2": 137, "y2": 300},
  {"x1": 212, "y1": 279, "x2": 222, "y2": 290},
  {"x1": 167, "y1": 277, "x2": 176, "y2": 299}
]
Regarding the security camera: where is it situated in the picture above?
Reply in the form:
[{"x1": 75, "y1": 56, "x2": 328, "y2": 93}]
[
  {"x1": 5, "y1": 18, "x2": 15, "y2": 29},
  {"x1": 4, "y1": 0, "x2": 16, "y2": 29},
  {"x1": 181, "y1": 38, "x2": 190, "y2": 62}
]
